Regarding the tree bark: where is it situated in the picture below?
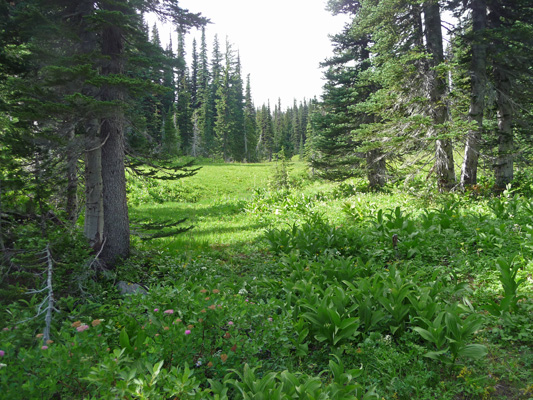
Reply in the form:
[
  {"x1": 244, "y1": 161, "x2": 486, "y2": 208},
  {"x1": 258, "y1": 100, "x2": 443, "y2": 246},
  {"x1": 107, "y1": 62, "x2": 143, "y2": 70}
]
[
  {"x1": 493, "y1": 64, "x2": 513, "y2": 190},
  {"x1": 366, "y1": 149, "x2": 387, "y2": 190},
  {"x1": 66, "y1": 129, "x2": 78, "y2": 223},
  {"x1": 74, "y1": 0, "x2": 104, "y2": 249},
  {"x1": 461, "y1": 0, "x2": 487, "y2": 187},
  {"x1": 423, "y1": 1, "x2": 456, "y2": 191},
  {"x1": 489, "y1": 5, "x2": 514, "y2": 191},
  {"x1": 84, "y1": 136, "x2": 103, "y2": 248},
  {"x1": 99, "y1": 6, "x2": 130, "y2": 266}
]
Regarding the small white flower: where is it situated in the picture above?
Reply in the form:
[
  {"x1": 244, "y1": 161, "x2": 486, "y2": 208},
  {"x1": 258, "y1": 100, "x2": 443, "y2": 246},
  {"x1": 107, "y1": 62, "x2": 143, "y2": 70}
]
[{"x1": 238, "y1": 288, "x2": 248, "y2": 295}]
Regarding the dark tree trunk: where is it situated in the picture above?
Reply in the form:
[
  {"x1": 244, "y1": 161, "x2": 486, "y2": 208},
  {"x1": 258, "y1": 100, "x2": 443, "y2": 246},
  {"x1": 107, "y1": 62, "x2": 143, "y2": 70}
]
[
  {"x1": 493, "y1": 65, "x2": 513, "y2": 190},
  {"x1": 99, "y1": 7, "x2": 130, "y2": 266},
  {"x1": 461, "y1": 0, "x2": 487, "y2": 187},
  {"x1": 75, "y1": 0, "x2": 104, "y2": 249},
  {"x1": 423, "y1": 1, "x2": 456, "y2": 191},
  {"x1": 489, "y1": 5, "x2": 514, "y2": 191},
  {"x1": 366, "y1": 149, "x2": 387, "y2": 190},
  {"x1": 66, "y1": 129, "x2": 78, "y2": 223},
  {"x1": 84, "y1": 136, "x2": 103, "y2": 248}
]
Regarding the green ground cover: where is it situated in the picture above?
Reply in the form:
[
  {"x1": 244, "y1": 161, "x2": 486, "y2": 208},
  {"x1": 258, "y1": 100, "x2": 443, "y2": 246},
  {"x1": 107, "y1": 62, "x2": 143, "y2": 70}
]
[{"x1": 1, "y1": 160, "x2": 533, "y2": 399}]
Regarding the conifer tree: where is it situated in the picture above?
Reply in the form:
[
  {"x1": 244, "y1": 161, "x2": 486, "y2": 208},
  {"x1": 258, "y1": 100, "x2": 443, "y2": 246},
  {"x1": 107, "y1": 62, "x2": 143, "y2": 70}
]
[
  {"x1": 195, "y1": 27, "x2": 210, "y2": 156},
  {"x1": 205, "y1": 35, "x2": 222, "y2": 157},
  {"x1": 229, "y1": 54, "x2": 246, "y2": 161},
  {"x1": 459, "y1": 0, "x2": 488, "y2": 187},
  {"x1": 190, "y1": 38, "x2": 199, "y2": 109},
  {"x1": 243, "y1": 75, "x2": 258, "y2": 161},
  {"x1": 162, "y1": 105, "x2": 180, "y2": 156},
  {"x1": 1, "y1": 0, "x2": 207, "y2": 266},
  {"x1": 177, "y1": 75, "x2": 193, "y2": 154},
  {"x1": 161, "y1": 39, "x2": 176, "y2": 117},
  {"x1": 215, "y1": 48, "x2": 231, "y2": 161},
  {"x1": 256, "y1": 103, "x2": 274, "y2": 160}
]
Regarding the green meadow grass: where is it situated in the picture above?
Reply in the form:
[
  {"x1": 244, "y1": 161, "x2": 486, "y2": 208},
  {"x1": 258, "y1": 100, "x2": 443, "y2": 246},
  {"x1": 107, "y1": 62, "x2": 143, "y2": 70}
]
[
  {"x1": 125, "y1": 160, "x2": 533, "y2": 399},
  {"x1": 129, "y1": 159, "x2": 310, "y2": 254},
  {"x1": 3, "y1": 160, "x2": 532, "y2": 399}
]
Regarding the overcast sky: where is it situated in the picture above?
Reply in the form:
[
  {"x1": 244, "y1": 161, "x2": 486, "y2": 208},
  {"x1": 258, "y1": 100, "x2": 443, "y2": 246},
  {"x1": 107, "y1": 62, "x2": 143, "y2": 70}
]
[{"x1": 152, "y1": 0, "x2": 349, "y2": 108}]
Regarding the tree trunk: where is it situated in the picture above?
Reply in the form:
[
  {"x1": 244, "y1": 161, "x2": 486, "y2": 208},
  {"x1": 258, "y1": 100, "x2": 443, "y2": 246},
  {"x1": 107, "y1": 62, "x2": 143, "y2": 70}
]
[
  {"x1": 493, "y1": 64, "x2": 513, "y2": 190},
  {"x1": 366, "y1": 149, "x2": 387, "y2": 190},
  {"x1": 75, "y1": 0, "x2": 104, "y2": 249},
  {"x1": 423, "y1": 1, "x2": 456, "y2": 191},
  {"x1": 461, "y1": 0, "x2": 487, "y2": 187},
  {"x1": 99, "y1": 9, "x2": 130, "y2": 266},
  {"x1": 84, "y1": 137, "x2": 103, "y2": 248},
  {"x1": 489, "y1": 4, "x2": 514, "y2": 191},
  {"x1": 66, "y1": 129, "x2": 78, "y2": 223}
]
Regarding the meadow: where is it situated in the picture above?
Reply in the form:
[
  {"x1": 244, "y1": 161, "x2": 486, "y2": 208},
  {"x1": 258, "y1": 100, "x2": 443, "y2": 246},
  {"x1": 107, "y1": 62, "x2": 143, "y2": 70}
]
[{"x1": 1, "y1": 159, "x2": 533, "y2": 399}]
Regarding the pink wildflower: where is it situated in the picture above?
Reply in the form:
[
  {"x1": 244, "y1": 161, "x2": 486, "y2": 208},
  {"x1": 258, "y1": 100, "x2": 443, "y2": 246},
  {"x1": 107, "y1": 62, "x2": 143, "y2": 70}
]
[
  {"x1": 0, "y1": 350, "x2": 5, "y2": 357},
  {"x1": 154, "y1": 308, "x2": 159, "y2": 312},
  {"x1": 163, "y1": 309, "x2": 174, "y2": 315},
  {"x1": 41, "y1": 346, "x2": 48, "y2": 350},
  {"x1": 228, "y1": 321, "x2": 234, "y2": 326},
  {"x1": 185, "y1": 330, "x2": 191, "y2": 335},
  {"x1": 268, "y1": 318, "x2": 273, "y2": 322},
  {"x1": 76, "y1": 324, "x2": 89, "y2": 332}
]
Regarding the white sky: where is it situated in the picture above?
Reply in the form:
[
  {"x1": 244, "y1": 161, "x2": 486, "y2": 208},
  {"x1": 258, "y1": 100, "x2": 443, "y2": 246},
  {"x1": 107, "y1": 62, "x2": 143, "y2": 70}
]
[{"x1": 152, "y1": 0, "x2": 349, "y2": 108}]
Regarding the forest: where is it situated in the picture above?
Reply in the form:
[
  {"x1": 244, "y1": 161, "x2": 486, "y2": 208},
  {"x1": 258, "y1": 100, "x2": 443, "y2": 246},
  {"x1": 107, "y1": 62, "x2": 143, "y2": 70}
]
[{"x1": 0, "y1": 0, "x2": 532, "y2": 399}]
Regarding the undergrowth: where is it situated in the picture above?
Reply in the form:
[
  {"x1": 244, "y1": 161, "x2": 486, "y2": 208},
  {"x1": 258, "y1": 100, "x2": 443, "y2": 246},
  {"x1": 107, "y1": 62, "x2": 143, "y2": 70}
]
[{"x1": 1, "y1": 161, "x2": 533, "y2": 399}]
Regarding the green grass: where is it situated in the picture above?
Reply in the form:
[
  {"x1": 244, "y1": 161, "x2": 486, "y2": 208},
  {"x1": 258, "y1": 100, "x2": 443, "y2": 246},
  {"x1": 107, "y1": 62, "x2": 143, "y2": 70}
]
[
  {"x1": 128, "y1": 161, "x2": 533, "y2": 399},
  {"x1": 129, "y1": 159, "x2": 310, "y2": 254},
  {"x1": 2, "y1": 160, "x2": 533, "y2": 399}
]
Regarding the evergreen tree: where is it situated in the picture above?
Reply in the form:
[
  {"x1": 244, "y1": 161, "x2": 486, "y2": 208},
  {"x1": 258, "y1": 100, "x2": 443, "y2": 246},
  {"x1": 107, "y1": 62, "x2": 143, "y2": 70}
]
[
  {"x1": 487, "y1": 0, "x2": 533, "y2": 189},
  {"x1": 243, "y1": 75, "x2": 258, "y2": 161},
  {"x1": 1, "y1": 0, "x2": 207, "y2": 266},
  {"x1": 256, "y1": 103, "x2": 274, "y2": 160},
  {"x1": 162, "y1": 105, "x2": 180, "y2": 156},
  {"x1": 205, "y1": 34, "x2": 222, "y2": 157},
  {"x1": 195, "y1": 27, "x2": 210, "y2": 156},
  {"x1": 459, "y1": 0, "x2": 488, "y2": 187},
  {"x1": 449, "y1": 0, "x2": 533, "y2": 189},
  {"x1": 214, "y1": 43, "x2": 232, "y2": 161},
  {"x1": 190, "y1": 38, "x2": 199, "y2": 109},
  {"x1": 229, "y1": 53, "x2": 246, "y2": 161},
  {"x1": 161, "y1": 38, "x2": 176, "y2": 116}
]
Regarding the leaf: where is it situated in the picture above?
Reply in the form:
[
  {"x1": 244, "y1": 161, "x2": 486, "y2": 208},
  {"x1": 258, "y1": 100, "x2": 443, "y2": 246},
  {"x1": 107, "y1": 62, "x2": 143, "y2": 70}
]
[
  {"x1": 152, "y1": 360, "x2": 164, "y2": 378},
  {"x1": 444, "y1": 312, "x2": 461, "y2": 339},
  {"x1": 424, "y1": 348, "x2": 450, "y2": 361},
  {"x1": 134, "y1": 330, "x2": 147, "y2": 349},
  {"x1": 119, "y1": 328, "x2": 132, "y2": 351},
  {"x1": 339, "y1": 317, "x2": 359, "y2": 330},
  {"x1": 413, "y1": 327, "x2": 436, "y2": 344},
  {"x1": 333, "y1": 325, "x2": 360, "y2": 345},
  {"x1": 459, "y1": 344, "x2": 488, "y2": 360}
]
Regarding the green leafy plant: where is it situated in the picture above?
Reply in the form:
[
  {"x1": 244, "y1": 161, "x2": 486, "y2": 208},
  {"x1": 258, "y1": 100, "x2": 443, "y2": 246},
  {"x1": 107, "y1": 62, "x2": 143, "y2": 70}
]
[
  {"x1": 209, "y1": 358, "x2": 379, "y2": 400},
  {"x1": 300, "y1": 286, "x2": 360, "y2": 346},
  {"x1": 414, "y1": 308, "x2": 487, "y2": 364},
  {"x1": 484, "y1": 257, "x2": 526, "y2": 316}
]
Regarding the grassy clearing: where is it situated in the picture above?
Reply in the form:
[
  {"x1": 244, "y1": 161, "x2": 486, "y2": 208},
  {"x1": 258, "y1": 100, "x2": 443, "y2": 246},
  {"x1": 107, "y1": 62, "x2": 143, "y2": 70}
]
[{"x1": 2, "y1": 160, "x2": 533, "y2": 399}]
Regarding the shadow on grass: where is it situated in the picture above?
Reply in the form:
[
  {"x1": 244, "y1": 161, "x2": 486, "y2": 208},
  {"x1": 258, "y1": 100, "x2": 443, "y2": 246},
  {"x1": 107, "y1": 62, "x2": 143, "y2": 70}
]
[
  {"x1": 131, "y1": 201, "x2": 267, "y2": 252},
  {"x1": 133, "y1": 202, "x2": 246, "y2": 219},
  {"x1": 183, "y1": 223, "x2": 265, "y2": 237}
]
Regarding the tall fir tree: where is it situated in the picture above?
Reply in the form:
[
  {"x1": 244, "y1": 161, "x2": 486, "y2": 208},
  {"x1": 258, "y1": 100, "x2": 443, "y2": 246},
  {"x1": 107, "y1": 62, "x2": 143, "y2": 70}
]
[{"x1": 243, "y1": 75, "x2": 258, "y2": 161}]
